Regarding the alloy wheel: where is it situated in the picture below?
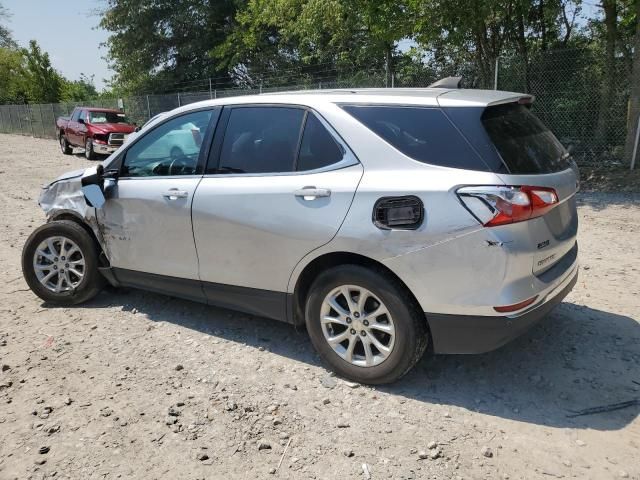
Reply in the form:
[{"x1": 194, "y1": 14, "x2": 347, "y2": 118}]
[
  {"x1": 320, "y1": 285, "x2": 396, "y2": 367},
  {"x1": 33, "y1": 236, "x2": 85, "y2": 293}
]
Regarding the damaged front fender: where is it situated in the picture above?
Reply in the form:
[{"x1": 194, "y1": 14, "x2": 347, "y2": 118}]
[{"x1": 38, "y1": 166, "x2": 110, "y2": 259}]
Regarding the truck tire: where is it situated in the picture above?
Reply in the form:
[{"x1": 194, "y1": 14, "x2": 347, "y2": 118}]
[
  {"x1": 22, "y1": 220, "x2": 105, "y2": 305},
  {"x1": 60, "y1": 135, "x2": 72, "y2": 155},
  {"x1": 85, "y1": 138, "x2": 97, "y2": 160}
]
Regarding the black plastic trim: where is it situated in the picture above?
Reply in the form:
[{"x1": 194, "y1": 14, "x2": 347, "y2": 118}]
[
  {"x1": 372, "y1": 195, "x2": 424, "y2": 230},
  {"x1": 427, "y1": 270, "x2": 578, "y2": 354},
  {"x1": 110, "y1": 268, "x2": 289, "y2": 323}
]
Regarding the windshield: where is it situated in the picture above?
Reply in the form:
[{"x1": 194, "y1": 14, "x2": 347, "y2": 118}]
[{"x1": 89, "y1": 111, "x2": 130, "y2": 124}]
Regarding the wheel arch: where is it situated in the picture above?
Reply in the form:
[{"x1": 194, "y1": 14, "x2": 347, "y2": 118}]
[
  {"x1": 291, "y1": 251, "x2": 428, "y2": 331},
  {"x1": 48, "y1": 211, "x2": 104, "y2": 257}
]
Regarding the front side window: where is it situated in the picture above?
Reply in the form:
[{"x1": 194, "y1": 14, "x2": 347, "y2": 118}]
[
  {"x1": 78, "y1": 110, "x2": 87, "y2": 123},
  {"x1": 90, "y1": 111, "x2": 130, "y2": 124},
  {"x1": 122, "y1": 110, "x2": 214, "y2": 177},
  {"x1": 218, "y1": 107, "x2": 305, "y2": 174}
]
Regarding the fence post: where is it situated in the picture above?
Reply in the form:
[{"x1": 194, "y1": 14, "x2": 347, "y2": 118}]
[
  {"x1": 50, "y1": 104, "x2": 56, "y2": 138},
  {"x1": 28, "y1": 105, "x2": 35, "y2": 137},
  {"x1": 177, "y1": 92, "x2": 181, "y2": 107},
  {"x1": 17, "y1": 106, "x2": 23, "y2": 135},
  {"x1": 214, "y1": 89, "x2": 217, "y2": 99},
  {"x1": 391, "y1": 74, "x2": 395, "y2": 88},
  {"x1": 146, "y1": 95, "x2": 151, "y2": 119},
  {"x1": 209, "y1": 78, "x2": 213, "y2": 99},
  {"x1": 494, "y1": 57, "x2": 499, "y2": 90},
  {"x1": 38, "y1": 105, "x2": 45, "y2": 138},
  {"x1": 630, "y1": 114, "x2": 640, "y2": 171}
]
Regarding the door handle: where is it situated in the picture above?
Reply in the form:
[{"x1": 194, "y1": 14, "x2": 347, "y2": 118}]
[
  {"x1": 294, "y1": 187, "x2": 331, "y2": 200},
  {"x1": 162, "y1": 189, "x2": 189, "y2": 200}
]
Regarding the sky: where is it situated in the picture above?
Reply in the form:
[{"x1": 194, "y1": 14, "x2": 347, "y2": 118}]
[{"x1": 3, "y1": 0, "x2": 112, "y2": 90}]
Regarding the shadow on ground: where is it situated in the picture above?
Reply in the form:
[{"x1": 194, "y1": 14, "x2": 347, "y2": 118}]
[{"x1": 62, "y1": 290, "x2": 640, "y2": 432}]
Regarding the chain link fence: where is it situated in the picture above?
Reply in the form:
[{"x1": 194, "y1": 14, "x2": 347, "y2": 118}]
[{"x1": 0, "y1": 48, "x2": 633, "y2": 167}]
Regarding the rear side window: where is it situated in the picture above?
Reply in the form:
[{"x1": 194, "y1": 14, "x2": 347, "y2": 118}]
[
  {"x1": 341, "y1": 105, "x2": 487, "y2": 171},
  {"x1": 481, "y1": 104, "x2": 571, "y2": 174},
  {"x1": 297, "y1": 113, "x2": 344, "y2": 171},
  {"x1": 219, "y1": 107, "x2": 305, "y2": 174}
]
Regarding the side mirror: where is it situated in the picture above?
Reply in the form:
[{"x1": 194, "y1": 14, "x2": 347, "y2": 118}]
[
  {"x1": 78, "y1": 118, "x2": 85, "y2": 124},
  {"x1": 82, "y1": 184, "x2": 105, "y2": 209},
  {"x1": 80, "y1": 165, "x2": 107, "y2": 208}
]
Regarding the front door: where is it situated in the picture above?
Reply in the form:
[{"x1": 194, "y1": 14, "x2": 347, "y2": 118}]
[
  {"x1": 192, "y1": 106, "x2": 363, "y2": 318},
  {"x1": 100, "y1": 109, "x2": 218, "y2": 293}
]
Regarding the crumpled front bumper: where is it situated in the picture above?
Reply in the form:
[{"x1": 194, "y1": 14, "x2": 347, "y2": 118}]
[{"x1": 92, "y1": 142, "x2": 120, "y2": 155}]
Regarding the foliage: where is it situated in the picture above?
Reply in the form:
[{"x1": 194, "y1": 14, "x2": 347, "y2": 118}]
[
  {"x1": 99, "y1": 0, "x2": 237, "y2": 93},
  {"x1": 60, "y1": 74, "x2": 99, "y2": 102}
]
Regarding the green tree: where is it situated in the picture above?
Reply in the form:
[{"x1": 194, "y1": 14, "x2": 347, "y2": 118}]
[
  {"x1": 100, "y1": 0, "x2": 238, "y2": 94},
  {"x1": 61, "y1": 73, "x2": 99, "y2": 101},
  {"x1": 0, "y1": 1, "x2": 15, "y2": 48},
  {"x1": 22, "y1": 40, "x2": 64, "y2": 102},
  {"x1": 0, "y1": 47, "x2": 27, "y2": 103}
]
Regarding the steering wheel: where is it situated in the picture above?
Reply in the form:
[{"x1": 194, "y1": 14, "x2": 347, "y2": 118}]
[{"x1": 168, "y1": 157, "x2": 190, "y2": 176}]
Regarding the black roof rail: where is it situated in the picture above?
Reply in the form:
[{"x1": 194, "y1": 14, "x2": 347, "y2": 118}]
[{"x1": 428, "y1": 76, "x2": 463, "y2": 89}]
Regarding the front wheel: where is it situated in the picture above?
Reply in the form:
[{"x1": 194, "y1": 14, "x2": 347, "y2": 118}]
[
  {"x1": 85, "y1": 138, "x2": 96, "y2": 160},
  {"x1": 22, "y1": 220, "x2": 105, "y2": 305},
  {"x1": 305, "y1": 265, "x2": 429, "y2": 384},
  {"x1": 60, "y1": 135, "x2": 72, "y2": 155}
]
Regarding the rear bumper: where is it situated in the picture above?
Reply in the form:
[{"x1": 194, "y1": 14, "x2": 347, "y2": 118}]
[{"x1": 427, "y1": 267, "x2": 578, "y2": 354}]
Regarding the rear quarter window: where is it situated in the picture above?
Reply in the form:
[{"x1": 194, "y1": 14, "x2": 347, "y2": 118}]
[{"x1": 341, "y1": 105, "x2": 489, "y2": 171}]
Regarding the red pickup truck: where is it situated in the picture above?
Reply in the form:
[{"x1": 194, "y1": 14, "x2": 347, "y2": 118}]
[{"x1": 56, "y1": 107, "x2": 137, "y2": 159}]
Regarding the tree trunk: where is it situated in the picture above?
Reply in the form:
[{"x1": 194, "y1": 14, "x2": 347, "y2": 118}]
[
  {"x1": 516, "y1": 10, "x2": 530, "y2": 92},
  {"x1": 595, "y1": 0, "x2": 618, "y2": 146},
  {"x1": 624, "y1": 0, "x2": 640, "y2": 167},
  {"x1": 539, "y1": 0, "x2": 548, "y2": 51},
  {"x1": 384, "y1": 46, "x2": 392, "y2": 88}
]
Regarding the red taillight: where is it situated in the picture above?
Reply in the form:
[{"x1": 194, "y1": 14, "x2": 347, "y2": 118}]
[
  {"x1": 457, "y1": 185, "x2": 558, "y2": 227},
  {"x1": 493, "y1": 295, "x2": 538, "y2": 313}
]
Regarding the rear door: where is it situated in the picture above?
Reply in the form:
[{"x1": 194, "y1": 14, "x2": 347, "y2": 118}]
[
  {"x1": 192, "y1": 106, "x2": 363, "y2": 317},
  {"x1": 480, "y1": 103, "x2": 579, "y2": 274}
]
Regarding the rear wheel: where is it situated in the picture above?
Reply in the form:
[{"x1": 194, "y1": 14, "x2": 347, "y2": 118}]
[
  {"x1": 22, "y1": 220, "x2": 105, "y2": 305},
  {"x1": 60, "y1": 135, "x2": 72, "y2": 155},
  {"x1": 85, "y1": 138, "x2": 96, "y2": 160},
  {"x1": 305, "y1": 264, "x2": 428, "y2": 384}
]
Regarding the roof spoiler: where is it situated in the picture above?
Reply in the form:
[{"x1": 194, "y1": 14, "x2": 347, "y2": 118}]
[{"x1": 428, "y1": 76, "x2": 463, "y2": 89}]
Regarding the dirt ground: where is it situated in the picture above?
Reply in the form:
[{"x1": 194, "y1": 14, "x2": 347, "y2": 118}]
[{"x1": 0, "y1": 133, "x2": 639, "y2": 480}]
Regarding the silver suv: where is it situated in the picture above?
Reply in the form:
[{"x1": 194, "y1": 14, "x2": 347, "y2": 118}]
[{"x1": 22, "y1": 87, "x2": 579, "y2": 384}]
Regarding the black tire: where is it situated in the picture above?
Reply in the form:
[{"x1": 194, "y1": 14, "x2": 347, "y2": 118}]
[
  {"x1": 85, "y1": 138, "x2": 96, "y2": 160},
  {"x1": 305, "y1": 264, "x2": 429, "y2": 384},
  {"x1": 60, "y1": 135, "x2": 72, "y2": 155},
  {"x1": 22, "y1": 220, "x2": 105, "y2": 305}
]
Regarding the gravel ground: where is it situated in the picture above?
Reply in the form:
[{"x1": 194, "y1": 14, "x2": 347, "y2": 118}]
[{"x1": 0, "y1": 133, "x2": 639, "y2": 480}]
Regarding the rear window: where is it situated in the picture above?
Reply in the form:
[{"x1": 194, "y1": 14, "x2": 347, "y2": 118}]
[
  {"x1": 481, "y1": 104, "x2": 571, "y2": 174},
  {"x1": 342, "y1": 105, "x2": 489, "y2": 171}
]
